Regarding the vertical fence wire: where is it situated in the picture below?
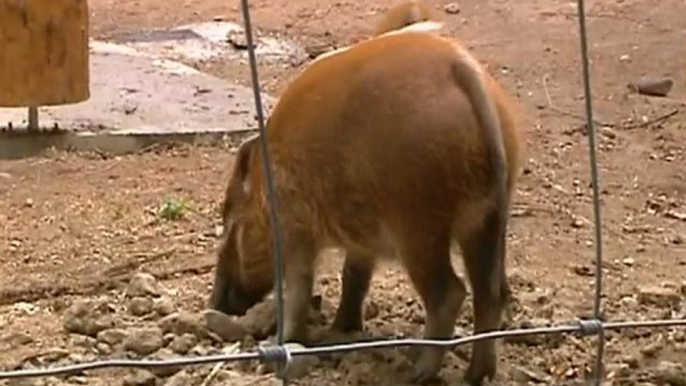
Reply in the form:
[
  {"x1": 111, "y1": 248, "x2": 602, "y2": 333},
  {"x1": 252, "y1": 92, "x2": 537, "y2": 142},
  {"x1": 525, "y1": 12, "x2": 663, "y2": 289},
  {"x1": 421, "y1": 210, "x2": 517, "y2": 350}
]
[
  {"x1": 3, "y1": 0, "x2": 681, "y2": 385},
  {"x1": 574, "y1": 0, "x2": 606, "y2": 384},
  {"x1": 237, "y1": 0, "x2": 288, "y2": 384}
]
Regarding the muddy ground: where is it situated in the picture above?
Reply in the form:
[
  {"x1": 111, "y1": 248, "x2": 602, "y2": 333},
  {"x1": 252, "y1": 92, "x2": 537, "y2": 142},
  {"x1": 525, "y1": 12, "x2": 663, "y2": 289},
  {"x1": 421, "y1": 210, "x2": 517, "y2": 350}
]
[{"x1": 1, "y1": 0, "x2": 686, "y2": 385}]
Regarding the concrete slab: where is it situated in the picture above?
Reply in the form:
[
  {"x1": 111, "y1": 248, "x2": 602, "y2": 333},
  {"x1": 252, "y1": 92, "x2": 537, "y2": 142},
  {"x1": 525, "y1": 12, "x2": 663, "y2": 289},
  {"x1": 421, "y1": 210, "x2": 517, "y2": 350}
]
[
  {"x1": 0, "y1": 40, "x2": 276, "y2": 134},
  {"x1": 0, "y1": 22, "x2": 306, "y2": 159}
]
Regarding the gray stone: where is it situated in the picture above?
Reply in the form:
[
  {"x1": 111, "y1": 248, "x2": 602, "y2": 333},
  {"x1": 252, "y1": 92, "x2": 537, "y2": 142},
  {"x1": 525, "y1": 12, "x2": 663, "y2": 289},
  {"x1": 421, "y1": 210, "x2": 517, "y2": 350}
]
[
  {"x1": 629, "y1": 77, "x2": 674, "y2": 97},
  {"x1": 62, "y1": 299, "x2": 114, "y2": 337},
  {"x1": 96, "y1": 342, "x2": 112, "y2": 355},
  {"x1": 69, "y1": 335, "x2": 97, "y2": 350},
  {"x1": 127, "y1": 273, "x2": 161, "y2": 298},
  {"x1": 1, "y1": 332, "x2": 34, "y2": 347},
  {"x1": 513, "y1": 366, "x2": 550, "y2": 383},
  {"x1": 638, "y1": 286, "x2": 681, "y2": 308},
  {"x1": 226, "y1": 31, "x2": 254, "y2": 50},
  {"x1": 606, "y1": 363, "x2": 632, "y2": 379},
  {"x1": 654, "y1": 361, "x2": 686, "y2": 386},
  {"x1": 600, "y1": 126, "x2": 618, "y2": 140},
  {"x1": 97, "y1": 328, "x2": 128, "y2": 346},
  {"x1": 153, "y1": 298, "x2": 175, "y2": 316},
  {"x1": 444, "y1": 2, "x2": 461, "y2": 14},
  {"x1": 162, "y1": 371, "x2": 192, "y2": 386},
  {"x1": 169, "y1": 333, "x2": 197, "y2": 355},
  {"x1": 149, "y1": 348, "x2": 182, "y2": 377},
  {"x1": 122, "y1": 370, "x2": 157, "y2": 386},
  {"x1": 129, "y1": 297, "x2": 154, "y2": 316},
  {"x1": 6, "y1": 378, "x2": 47, "y2": 386},
  {"x1": 123, "y1": 328, "x2": 164, "y2": 355}
]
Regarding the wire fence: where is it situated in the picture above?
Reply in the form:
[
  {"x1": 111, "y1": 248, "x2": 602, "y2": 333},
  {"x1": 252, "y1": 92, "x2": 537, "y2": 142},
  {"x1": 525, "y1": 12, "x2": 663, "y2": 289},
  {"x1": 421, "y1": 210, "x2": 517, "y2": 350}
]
[{"x1": 1, "y1": 0, "x2": 685, "y2": 385}]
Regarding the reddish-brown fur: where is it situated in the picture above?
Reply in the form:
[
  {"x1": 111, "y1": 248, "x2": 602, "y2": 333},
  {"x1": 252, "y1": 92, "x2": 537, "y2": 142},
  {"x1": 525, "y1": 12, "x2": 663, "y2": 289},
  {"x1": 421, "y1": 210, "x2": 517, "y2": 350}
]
[
  {"x1": 209, "y1": 13, "x2": 525, "y2": 386},
  {"x1": 374, "y1": 0, "x2": 436, "y2": 35}
]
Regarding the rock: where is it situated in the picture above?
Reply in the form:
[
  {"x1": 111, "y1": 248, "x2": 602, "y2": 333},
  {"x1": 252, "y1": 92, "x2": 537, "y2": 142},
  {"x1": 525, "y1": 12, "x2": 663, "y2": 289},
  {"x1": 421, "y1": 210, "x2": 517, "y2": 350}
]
[
  {"x1": 212, "y1": 369, "x2": 243, "y2": 383},
  {"x1": 600, "y1": 126, "x2": 618, "y2": 140},
  {"x1": 158, "y1": 312, "x2": 207, "y2": 339},
  {"x1": 6, "y1": 379, "x2": 47, "y2": 386},
  {"x1": 190, "y1": 344, "x2": 211, "y2": 356},
  {"x1": 123, "y1": 328, "x2": 164, "y2": 355},
  {"x1": 606, "y1": 363, "x2": 631, "y2": 379},
  {"x1": 638, "y1": 286, "x2": 681, "y2": 308},
  {"x1": 203, "y1": 310, "x2": 248, "y2": 342},
  {"x1": 163, "y1": 333, "x2": 176, "y2": 346},
  {"x1": 572, "y1": 264, "x2": 594, "y2": 277},
  {"x1": 227, "y1": 31, "x2": 253, "y2": 50},
  {"x1": 66, "y1": 376, "x2": 88, "y2": 384},
  {"x1": 163, "y1": 371, "x2": 192, "y2": 386},
  {"x1": 305, "y1": 44, "x2": 333, "y2": 59},
  {"x1": 618, "y1": 296, "x2": 640, "y2": 311},
  {"x1": 654, "y1": 361, "x2": 686, "y2": 386},
  {"x1": 127, "y1": 273, "x2": 161, "y2": 298},
  {"x1": 149, "y1": 348, "x2": 182, "y2": 377},
  {"x1": 62, "y1": 299, "x2": 114, "y2": 337},
  {"x1": 96, "y1": 342, "x2": 112, "y2": 355},
  {"x1": 641, "y1": 339, "x2": 665, "y2": 357},
  {"x1": 30, "y1": 348, "x2": 70, "y2": 363},
  {"x1": 622, "y1": 354, "x2": 640, "y2": 369},
  {"x1": 571, "y1": 217, "x2": 585, "y2": 229},
  {"x1": 129, "y1": 297, "x2": 154, "y2": 316},
  {"x1": 122, "y1": 370, "x2": 157, "y2": 386},
  {"x1": 97, "y1": 328, "x2": 128, "y2": 346},
  {"x1": 444, "y1": 2, "x2": 461, "y2": 14},
  {"x1": 1, "y1": 332, "x2": 34, "y2": 347},
  {"x1": 513, "y1": 366, "x2": 550, "y2": 383},
  {"x1": 153, "y1": 298, "x2": 175, "y2": 316},
  {"x1": 169, "y1": 333, "x2": 197, "y2": 355},
  {"x1": 69, "y1": 335, "x2": 97, "y2": 350},
  {"x1": 628, "y1": 78, "x2": 674, "y2": 97},
  {"x1": 239, "y1": 300, "x2": 276, "y2": 339}
]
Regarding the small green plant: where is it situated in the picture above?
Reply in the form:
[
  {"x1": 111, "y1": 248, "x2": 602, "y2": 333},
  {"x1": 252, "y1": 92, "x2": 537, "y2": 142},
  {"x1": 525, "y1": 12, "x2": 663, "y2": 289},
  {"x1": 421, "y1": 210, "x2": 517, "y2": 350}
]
[{"x1": 158, "y1": 196, "x2": 191, "y2": 221}]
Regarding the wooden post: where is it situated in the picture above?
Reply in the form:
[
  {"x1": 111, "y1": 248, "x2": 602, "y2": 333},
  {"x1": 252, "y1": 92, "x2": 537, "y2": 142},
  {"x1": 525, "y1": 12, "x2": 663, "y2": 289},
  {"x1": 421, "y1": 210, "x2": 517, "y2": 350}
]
[
  {"x1": 27, "y1": 107, "x2": 39, "y2": 130},
  {"x1": 0, "y1": 0, "x2": 90, "y2": 130}
]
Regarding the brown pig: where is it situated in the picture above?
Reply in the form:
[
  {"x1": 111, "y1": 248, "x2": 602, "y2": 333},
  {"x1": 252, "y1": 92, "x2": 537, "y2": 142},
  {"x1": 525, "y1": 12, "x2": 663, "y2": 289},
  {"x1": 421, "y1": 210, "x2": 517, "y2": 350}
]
[{"x1": 208, "y1": 20, "x2": 525, "y2": 386}]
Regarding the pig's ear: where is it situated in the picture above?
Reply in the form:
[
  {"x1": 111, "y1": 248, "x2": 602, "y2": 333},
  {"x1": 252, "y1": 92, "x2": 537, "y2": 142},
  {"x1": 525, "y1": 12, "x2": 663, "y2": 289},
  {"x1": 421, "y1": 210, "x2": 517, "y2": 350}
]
[
  {"x1": 233, "y1": 134, "x2": 260, "y2": 194},
  {"x1": 220, "y1": 135, "x2": 261, "y2": 222}
]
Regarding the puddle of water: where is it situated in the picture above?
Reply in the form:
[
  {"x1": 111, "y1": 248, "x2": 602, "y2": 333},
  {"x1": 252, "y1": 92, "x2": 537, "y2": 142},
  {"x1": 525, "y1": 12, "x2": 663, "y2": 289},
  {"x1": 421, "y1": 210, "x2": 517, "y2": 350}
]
[
  {"x1": 106, "y1": 21, "x2": 306, "y2": 65},
  {"x1": 110, "y1": 28, "x2": 201, "y2": 43},
  {"x1": 178, "y1": 21, "x2": 244, "y2": 43}
]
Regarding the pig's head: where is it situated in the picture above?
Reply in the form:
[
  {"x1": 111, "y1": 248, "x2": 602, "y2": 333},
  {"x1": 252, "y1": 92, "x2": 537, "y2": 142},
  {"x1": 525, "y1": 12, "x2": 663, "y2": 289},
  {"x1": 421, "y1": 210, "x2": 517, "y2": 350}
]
[{"x1": 209, "y1": 135, "x2": 275, "y2": 315}]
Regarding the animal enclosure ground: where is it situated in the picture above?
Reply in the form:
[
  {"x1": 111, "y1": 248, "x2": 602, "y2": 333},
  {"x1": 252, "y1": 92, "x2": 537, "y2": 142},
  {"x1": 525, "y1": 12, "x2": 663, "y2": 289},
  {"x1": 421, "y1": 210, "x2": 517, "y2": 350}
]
[{"x1": 1, "y1": 0, "x2": 686, "y2": 385}]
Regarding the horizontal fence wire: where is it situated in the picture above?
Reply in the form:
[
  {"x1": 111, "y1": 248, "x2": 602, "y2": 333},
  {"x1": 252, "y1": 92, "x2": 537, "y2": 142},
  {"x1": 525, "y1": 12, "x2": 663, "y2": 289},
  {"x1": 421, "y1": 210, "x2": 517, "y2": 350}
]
[
  {"x1": 1, "y1": 0, "x2": 684, "y2": 385},
  {"x1": 1, "y1": 319, "x2": 686, "y2": 379}
]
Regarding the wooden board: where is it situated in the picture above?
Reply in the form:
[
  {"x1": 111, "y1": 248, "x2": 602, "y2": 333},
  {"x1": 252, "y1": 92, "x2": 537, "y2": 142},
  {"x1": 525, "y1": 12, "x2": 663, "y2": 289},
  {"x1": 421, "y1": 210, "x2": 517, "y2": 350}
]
[{"x1": 0, "y1": 0, "x2": 90, "y2": 107}]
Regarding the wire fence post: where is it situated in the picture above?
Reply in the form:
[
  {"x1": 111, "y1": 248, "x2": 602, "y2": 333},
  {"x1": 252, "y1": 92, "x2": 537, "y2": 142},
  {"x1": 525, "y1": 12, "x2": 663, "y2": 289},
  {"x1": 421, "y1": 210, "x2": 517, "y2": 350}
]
[
  {"x1": 237, "y1": 0, "x2": 289, "y2": 384},
  {"x1": 574, "y1": 0, "x2": 606, "y2": 384}
]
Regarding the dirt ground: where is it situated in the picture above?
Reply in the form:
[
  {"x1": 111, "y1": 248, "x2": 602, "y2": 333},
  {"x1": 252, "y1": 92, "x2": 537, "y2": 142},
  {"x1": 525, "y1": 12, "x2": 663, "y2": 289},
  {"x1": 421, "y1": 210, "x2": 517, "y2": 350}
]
[{"x1": 1, "y1": 0, "x2": 686, "y2": 385}]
